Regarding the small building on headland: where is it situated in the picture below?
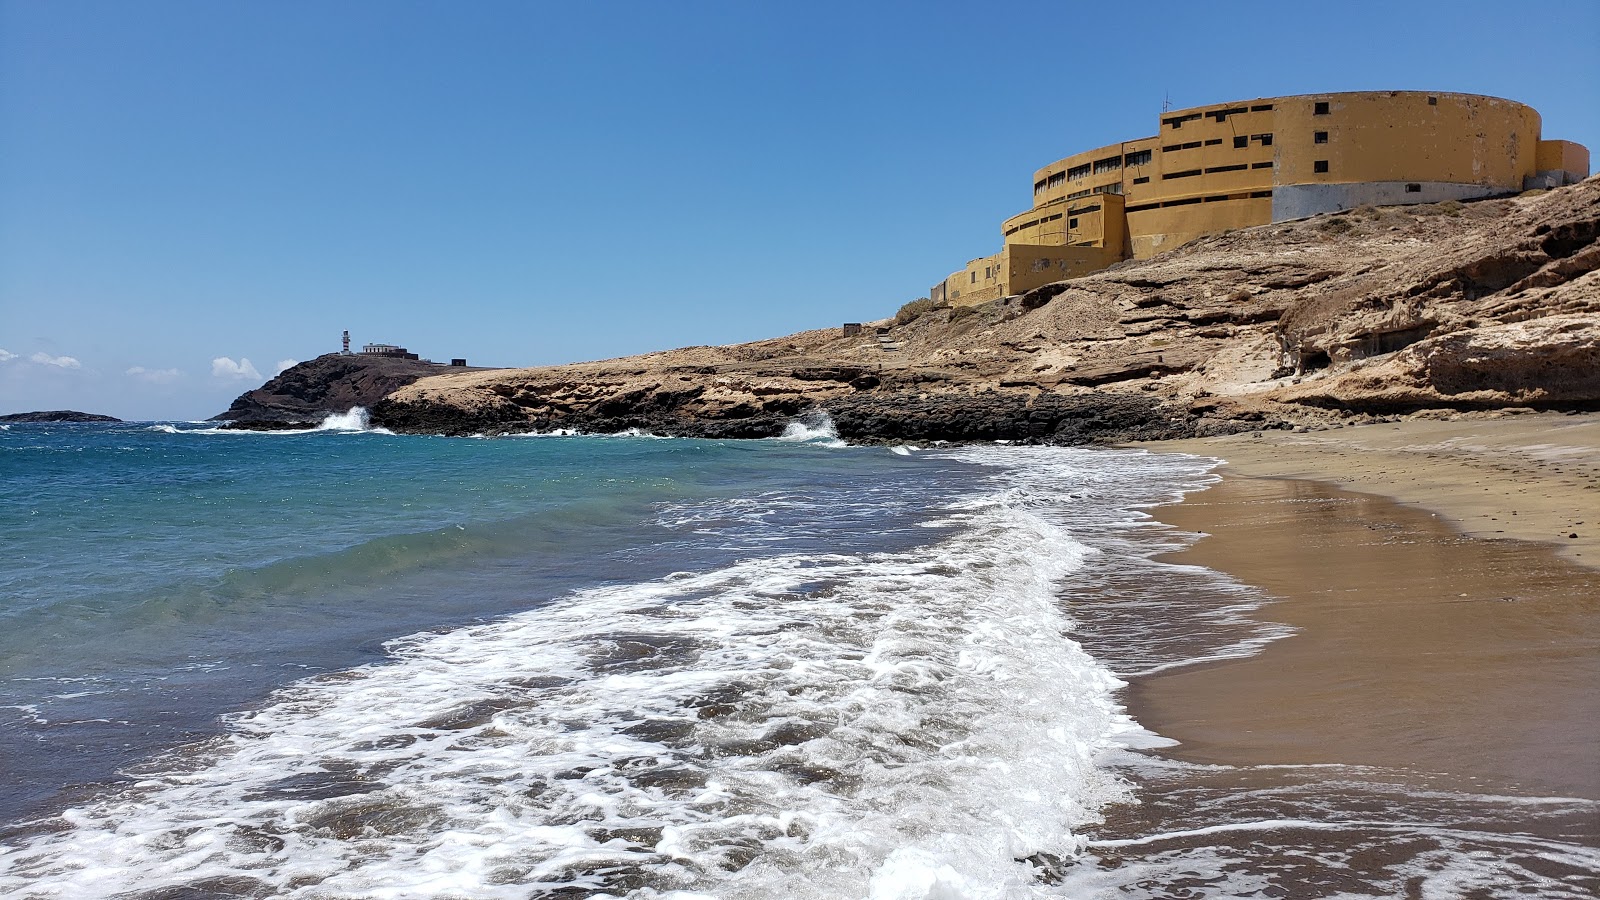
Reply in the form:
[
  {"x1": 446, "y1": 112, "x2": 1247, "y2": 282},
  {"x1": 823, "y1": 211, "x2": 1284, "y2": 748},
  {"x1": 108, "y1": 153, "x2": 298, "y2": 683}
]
[
  {"x1": 931, "y1": 90, "x2": 1590, "y2": 307},
  {"x1": 360, "y1": 343, "x2": 421, "y2": 361}
]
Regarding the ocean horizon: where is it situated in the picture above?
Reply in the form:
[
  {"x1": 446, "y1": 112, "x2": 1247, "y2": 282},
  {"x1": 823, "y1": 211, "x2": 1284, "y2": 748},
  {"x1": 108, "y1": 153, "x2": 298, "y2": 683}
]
[{"x1": 1, "y1": 415, "x2": 1594, "y2": 899}]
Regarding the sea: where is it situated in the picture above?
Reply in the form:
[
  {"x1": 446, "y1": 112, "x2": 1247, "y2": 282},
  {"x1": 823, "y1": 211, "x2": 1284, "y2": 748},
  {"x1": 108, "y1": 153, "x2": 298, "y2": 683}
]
[{"x1": 0, "y1": 413, "x2": 1594, "y2": 899}]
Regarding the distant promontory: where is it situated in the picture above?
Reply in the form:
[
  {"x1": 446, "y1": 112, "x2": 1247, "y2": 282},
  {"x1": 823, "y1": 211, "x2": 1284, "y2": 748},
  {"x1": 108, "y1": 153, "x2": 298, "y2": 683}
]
[{"x1": 0, "y1": 410, "x2": 122, "y2": 423}]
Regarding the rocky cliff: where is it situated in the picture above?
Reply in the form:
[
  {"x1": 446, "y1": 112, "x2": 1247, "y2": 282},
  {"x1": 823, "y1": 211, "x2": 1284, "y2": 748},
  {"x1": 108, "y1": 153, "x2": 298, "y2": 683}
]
[
  {"x1": 260, "y1": 178, "x2": 1600, "y2": 442},
  {"x1": 213, "y1": 354, "x2": 456, "y2": 428}
]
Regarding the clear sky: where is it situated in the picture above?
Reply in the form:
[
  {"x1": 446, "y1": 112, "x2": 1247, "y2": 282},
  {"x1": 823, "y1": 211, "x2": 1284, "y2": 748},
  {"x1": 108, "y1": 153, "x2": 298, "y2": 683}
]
[{"x1": 2, "y1": 0, "x2": 1596, "y2": 420}]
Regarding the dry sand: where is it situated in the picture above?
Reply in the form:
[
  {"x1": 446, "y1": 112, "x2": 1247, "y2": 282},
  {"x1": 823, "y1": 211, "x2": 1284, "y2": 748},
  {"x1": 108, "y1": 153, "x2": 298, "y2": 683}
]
[{"x1": 1129, "y1": 412, "x2": 1600, "y2": 799}]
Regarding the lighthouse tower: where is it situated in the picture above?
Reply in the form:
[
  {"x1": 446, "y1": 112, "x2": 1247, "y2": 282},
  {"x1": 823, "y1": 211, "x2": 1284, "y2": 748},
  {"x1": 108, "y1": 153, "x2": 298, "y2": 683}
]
[{"x1": 341, "y1": 330, "x2": 352, "y2": 356}]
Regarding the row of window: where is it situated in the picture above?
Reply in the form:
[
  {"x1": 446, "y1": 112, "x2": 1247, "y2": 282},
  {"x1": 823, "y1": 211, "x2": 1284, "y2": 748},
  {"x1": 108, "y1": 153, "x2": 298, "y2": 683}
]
[
  {"x1": 1163, "y1": 103, "x2": 1274, "y2": 129},
  {"x1": 1125, "y1": 190, "x2": 1273, "y2": 213},
  {"x1": 1166, "y1": 133, "x2": 1273, "y2": 152},
  {"x1": 1034, "y1": 150, "x2": 1156, "y2": 193}
]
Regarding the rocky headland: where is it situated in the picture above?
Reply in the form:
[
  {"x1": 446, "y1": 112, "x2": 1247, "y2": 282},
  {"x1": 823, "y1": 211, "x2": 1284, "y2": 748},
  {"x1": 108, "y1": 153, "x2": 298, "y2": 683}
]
[
  {"x1": 0, "y1": 410, "x2": 122, "y2": 423},
  {"x1": 223, "y1": 178, "x2": 1599, "y2": 443},
  {"x1": 213, "y1": 355, "x2": 460, "y2": 429}
]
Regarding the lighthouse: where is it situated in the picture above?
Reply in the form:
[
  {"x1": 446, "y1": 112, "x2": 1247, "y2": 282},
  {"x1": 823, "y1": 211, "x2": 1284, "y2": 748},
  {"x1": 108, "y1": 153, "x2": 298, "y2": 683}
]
[{"x1": 341, "y1": 330, "x2": 352, "y2": 356}]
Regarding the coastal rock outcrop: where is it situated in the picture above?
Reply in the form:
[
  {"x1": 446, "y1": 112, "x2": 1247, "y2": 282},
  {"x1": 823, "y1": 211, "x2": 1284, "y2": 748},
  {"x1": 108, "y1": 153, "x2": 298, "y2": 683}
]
[
  {"x1": 267, "y1": 178, "x2": 1600, "y2": 441},
  {"x1": 213, "y1": 354, "x2": 457, "y2": 428},
  {"x1": 0, "y1": 410, "x2": 121, "y2": 423}
]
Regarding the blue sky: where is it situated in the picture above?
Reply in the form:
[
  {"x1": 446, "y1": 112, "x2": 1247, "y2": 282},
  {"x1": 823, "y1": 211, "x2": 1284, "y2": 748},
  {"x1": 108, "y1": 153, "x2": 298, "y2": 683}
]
[{"x1": 2, "y1": 0, "x2": 1596, "y2": 420}]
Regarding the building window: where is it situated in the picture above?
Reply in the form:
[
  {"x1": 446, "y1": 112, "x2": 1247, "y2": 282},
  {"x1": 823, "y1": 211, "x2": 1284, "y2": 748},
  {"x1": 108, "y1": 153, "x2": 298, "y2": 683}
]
[
  {"x1": 971, "y1": 273, "x2": 976, "y2": 284},
  {"x1": 1234, "y1": 135, "x2": 1248, "y2": 148},
  {"x1": 1069, "y1": 218, "x2": 1079, "y2": 228},
  {"x1": 1132, "y1": 176, "x2": 1150, "y2": 184},
  {"x1": 1204, "y1": 138, "x2": 1223, "y2": 146},
  {"x1": 1067, "y1": 163, "x2": 1091, "y2": 180},
  {"x1": 1314, "y1": 131, "x2": 1328, "y2": 144},
  {"x1": 1124, "y1": 149, "x2": 1152, "y2": 166},
  {"x1": 1314, "y1": 160, "x2": 1329, "y2": 173},
  {"x1": 1406, "y1": 183, "x2": 1422, "y2": 192},
  {"x1": 1034, "y1": 180, "x2": 1046, "y2": 194},
  {"x1": 1314, "y1": 101, "x2": 1330, "y2": 115},
  {"x1": 1251, "y1": 161, "x2": 1273, "y2": 169},
  {"x1": 1253, "y1": 133, "x2": 1273, "y2": 146}
]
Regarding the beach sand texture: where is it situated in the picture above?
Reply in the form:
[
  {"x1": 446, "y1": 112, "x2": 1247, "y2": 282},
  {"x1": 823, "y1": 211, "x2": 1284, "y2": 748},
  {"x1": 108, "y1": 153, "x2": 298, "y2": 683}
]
[{"x1": 1133, "y1": 412, "x2": 1600, "y2": 799}]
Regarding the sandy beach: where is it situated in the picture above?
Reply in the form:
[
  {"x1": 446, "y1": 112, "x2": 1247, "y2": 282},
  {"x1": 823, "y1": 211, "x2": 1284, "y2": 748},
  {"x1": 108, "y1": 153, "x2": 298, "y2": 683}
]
[{"x1": 1131, "y1": 411, "x2": 1600, "y2": 799}]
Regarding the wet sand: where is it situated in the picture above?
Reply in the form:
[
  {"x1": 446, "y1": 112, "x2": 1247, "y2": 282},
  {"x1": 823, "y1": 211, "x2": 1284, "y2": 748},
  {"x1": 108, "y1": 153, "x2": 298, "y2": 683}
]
[{"x1": 1131, "y1": 412, "x2": 1600, "y2": 799}]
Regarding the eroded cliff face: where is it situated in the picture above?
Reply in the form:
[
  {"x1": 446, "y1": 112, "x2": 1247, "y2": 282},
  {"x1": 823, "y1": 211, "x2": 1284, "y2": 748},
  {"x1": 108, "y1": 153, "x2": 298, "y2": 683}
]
[{"x1": 355, "y1": 178, "x2": 1598, "y2": 441}]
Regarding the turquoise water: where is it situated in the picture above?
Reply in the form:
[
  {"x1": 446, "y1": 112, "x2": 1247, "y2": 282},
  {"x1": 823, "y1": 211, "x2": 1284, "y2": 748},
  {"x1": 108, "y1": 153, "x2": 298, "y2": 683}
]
[
  {"x1": 0, "y1": 421, "x2": 974, "y2": 827},
  {"x1": 3, "y1": 420, "x2": 1594, "y2": 898}
]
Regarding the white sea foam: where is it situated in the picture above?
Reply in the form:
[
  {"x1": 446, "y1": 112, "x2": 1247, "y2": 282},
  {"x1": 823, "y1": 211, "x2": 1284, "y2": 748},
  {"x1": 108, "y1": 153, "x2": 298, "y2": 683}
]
[
  {"x1": 776, "y1": 411, "x2": 846, "y2": 448},
  {"x1": 0, "y1": 449, "x2": 1180, "y2": 899},
  {"x1": 151, "y1": 408, "x2": 395, "y2": 436}
]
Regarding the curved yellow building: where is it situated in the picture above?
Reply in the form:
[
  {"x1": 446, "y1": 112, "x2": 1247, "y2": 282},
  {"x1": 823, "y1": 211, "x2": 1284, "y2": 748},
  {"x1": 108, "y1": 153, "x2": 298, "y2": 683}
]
[{"x1": 932, "y1": 91, "x2": 1589, "y2": 306}]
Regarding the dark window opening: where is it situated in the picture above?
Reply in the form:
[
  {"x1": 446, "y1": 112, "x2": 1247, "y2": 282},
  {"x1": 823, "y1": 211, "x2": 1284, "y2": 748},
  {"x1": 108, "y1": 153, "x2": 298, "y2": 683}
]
[
  {"x1": 1428, "y1": 96, "x2": 1438, "y2": 105},
  {"x1": 1251, "y1": 161, "x2": 1274, "y2": 169},
  {"x1": 1132, "y1": 176, "x2": 1150, "y2": 184},
  {"x1": 1204, "y1": 138, "x2": 1223, "y2": 146},
  {"x1": 1124, "y1": 149, "x2": 1153, "y2": 166},
  {"x1": 1202, "y1": 195, "x2": 1231, "y2": 202},
  {"x1": 1162, "y1": 169, "x2": 1203, "y2": 180},
  {"x1": 1068, "y1": 204, "x2": 1101, "y2": 215},
  {"x1": 1250, "y1": 103, "x2": 1274, "y2": 112},
  {"x1": 1234, "y1": 135, "x2": 1248, "y2": 148},
  {"x1": 1034, "y1": 180, "x2": 1047, "y2": 193},
  {"x1": 1314, "y1": 160, "x2": 1329, "y2": 173},
  {"x1": 1067, "y1": 189, "x2": 1091, "y2": 199},
  {"x1": 1161, "y1": 141, "x2": 1203, "y2": 152},
  {"x1": 1249, "y1": 190, "x2": 1273, "y2": 198},
  {"x1": 1204, "y1": 163, "x2": 1249, "y2": 174},
  {"x1": 970, "y1": 273, "x2": 976, "y2": 283},
  {"x1": 1163, "y1": 113, "x2": 1202, "y2": 129},
  {"x1": 1252, "y1": 133, "x2": 1273, "y2": 146},
  {"x1": 1314, "y1": 101, "x2": 1330, "y2": 115},
  {"x1": 1314, "y1": 131, "x2": 1328, "y2": 144},
  {"x1": 1092, "y1": 155, "x2": 1122, "y2": 174},
  {"x1": 1405, "y1": 183, "x2": 1422, "y2": 193},
  {"x1": 1069, "y1": 217, "x2": 1079, "y2": 228},
  {"x1": 1067, "y1": 163, "x2": 1091, "y2": 180},
  {"x1": 1166, "y1": 196, "x2": 1203, "y2": 206}
]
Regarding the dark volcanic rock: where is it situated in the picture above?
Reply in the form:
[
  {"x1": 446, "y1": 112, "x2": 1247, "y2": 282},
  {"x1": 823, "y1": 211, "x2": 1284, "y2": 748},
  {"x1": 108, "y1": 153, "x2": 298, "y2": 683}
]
[
  {"x1": 823, "y1": 392, "x2": 1202, "y2": 444},
  {"x1": 213, "y1": 354, "x2": 452, "y2": 428},
  {"x1": 0, "y1": 410, "x2": 122, "y2": 423}
]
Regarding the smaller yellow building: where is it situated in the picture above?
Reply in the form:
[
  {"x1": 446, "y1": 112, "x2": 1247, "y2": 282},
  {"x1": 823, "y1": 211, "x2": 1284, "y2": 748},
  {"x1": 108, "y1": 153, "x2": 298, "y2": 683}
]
[{"x1": 931, "y1": 91, "x2": 1589, "y2": 306}]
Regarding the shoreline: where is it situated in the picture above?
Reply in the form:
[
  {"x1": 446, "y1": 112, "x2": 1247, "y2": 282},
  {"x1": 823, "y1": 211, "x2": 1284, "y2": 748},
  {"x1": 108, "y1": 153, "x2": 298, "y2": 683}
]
[{"x1": 1123, "y1": 412, "x2": 1600, "y2": 800}]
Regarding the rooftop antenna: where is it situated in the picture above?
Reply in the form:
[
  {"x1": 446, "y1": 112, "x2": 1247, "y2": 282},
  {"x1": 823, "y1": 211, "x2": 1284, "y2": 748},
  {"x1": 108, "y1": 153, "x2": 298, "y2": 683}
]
[
  {"x1": 342, "y1": 330, "x2": 351, "y2": 356},
  {"x1": 1161, "y1": 91, "x2": 1172, "y2": 115}
]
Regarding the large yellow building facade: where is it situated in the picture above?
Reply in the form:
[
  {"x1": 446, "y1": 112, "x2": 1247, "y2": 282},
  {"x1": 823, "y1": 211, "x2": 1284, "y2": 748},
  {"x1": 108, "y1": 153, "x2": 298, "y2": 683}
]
[{"x1": 931, "y1": 91, "x2": 1590, "y2": 306}]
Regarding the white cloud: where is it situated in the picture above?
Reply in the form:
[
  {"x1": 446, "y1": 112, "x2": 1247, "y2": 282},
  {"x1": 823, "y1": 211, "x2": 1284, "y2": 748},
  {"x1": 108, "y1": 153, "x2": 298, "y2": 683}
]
[
  {"x1": 0, "y1": 349, "x2": 15, "y2": 363},
  {"x1": 275, "y1": 359, "x2": 298, "y2": 375},
  {"x1": 30, "y1": 352, "x2": 81, "y2": 369},
  {"x1": 126, "y1": 366, "x2": 184, "y2": 384},
  {"x1": 211, "y1": 357, "x2": 263, "y2": 381}
]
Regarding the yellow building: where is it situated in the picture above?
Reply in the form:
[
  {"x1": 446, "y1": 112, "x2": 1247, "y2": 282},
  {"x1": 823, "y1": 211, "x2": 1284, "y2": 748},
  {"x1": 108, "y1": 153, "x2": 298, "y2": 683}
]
[{"x1": 930, "y1": 91, "x2": 1590, "y2": 306}]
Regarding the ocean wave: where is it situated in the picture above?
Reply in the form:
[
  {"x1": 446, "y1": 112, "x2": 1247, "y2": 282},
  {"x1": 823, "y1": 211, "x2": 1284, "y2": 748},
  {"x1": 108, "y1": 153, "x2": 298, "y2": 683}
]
[
  {"x1": 148, "y1": 408, "x2": 395, "y2": 436},
  {"x1": 0, "y1": 452, "x2": 1169, "y2": 898},
  {"x1": 775, "y1": 411, "x2": 846, "y2": 448}
]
